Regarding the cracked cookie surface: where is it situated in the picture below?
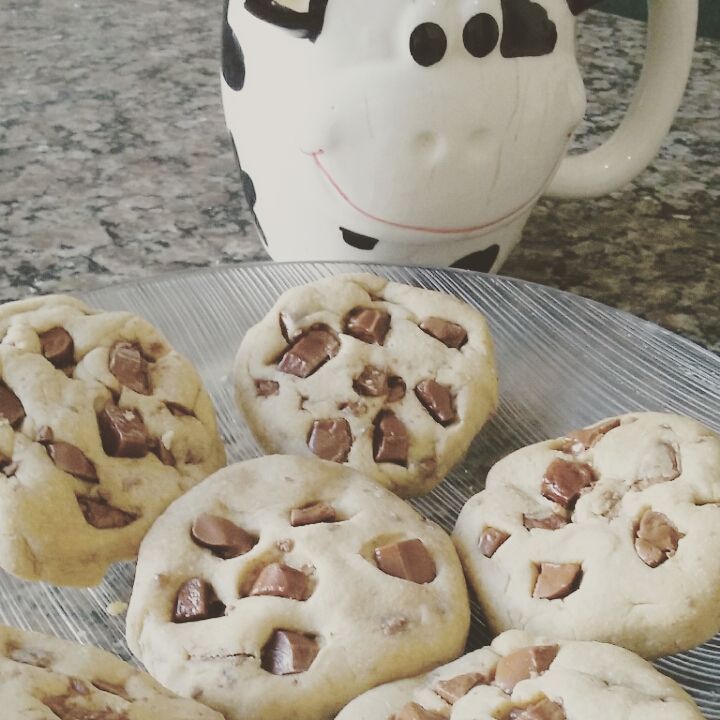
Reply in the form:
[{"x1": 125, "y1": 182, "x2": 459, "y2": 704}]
[
  {"x1": 0, "y1": 623, "x2": 223, "y2": 719},
  {"x1": 126, "y1": 455, "x2": 470, "y2": 720},
  {"x1": 335, "y1": 629, "x2": 703, "y2": 719},
  {"x1": 233, "y1": 273, "x2": 498, "y2": 497},
  {"x1": 0, "y1": 295, "x2": 226, "y2": 586},
  {"x1": 453, "y1": 412, "x2": 720, "y2": 658}
]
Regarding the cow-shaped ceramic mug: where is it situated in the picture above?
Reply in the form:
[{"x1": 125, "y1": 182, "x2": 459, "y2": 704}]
[{"x1": 221, "y1": 0, "x2": 697, "y2": 271}]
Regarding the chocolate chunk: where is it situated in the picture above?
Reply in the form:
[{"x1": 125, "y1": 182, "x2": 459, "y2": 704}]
[
  {"x1": 415, "y1": 379, "x2": 456, "y2": 425},
  {"x1": 2, "y1": 461, "x2": 18, "y2": 477},
  {"x1": 509, "y1": 698, "x2": 566, "y2": 720},
  {"x1": 109, "y1": 342, "x2": 150, "y2": 395},
  {"x1": 634, "y1": 511, "x2": 681, "y2": 567},
  {"x1": 541, "y1": 459, "x2": 595, "y2": 508},
  {"x1": 308, "y1": 418, "x2": 352, "y2": 463},
  {"x1": 561, "y1": 418, "x2": 621, "y2": 453},
  {"x1": 344, "y1": 307, "x2": 390, "y2": 344},
  {"x1": 40, "y1": 327, "x2": 74, "y2": 368},
  {"x1": 46, "y1": 442, "x2": 97, "y2": 482},
  {"x1": 191, "y1": 513, "x2": 256, "y2": 558},
  {"x1": 533, "y1": 562, "x2": 582, "y2": 600},
  {"x1": 373, "y1": 411, "x2": 409, "y2": 466},
  {"x1": 523, "y1": 512, "x2": 569, "y2": 531},
  {"x1": 278, "y1": 325, "x2": 340, "y2": 378},
  {"x1": 394, "y1": 703, "x2": 446, "y2": 720},
  {"x1": 98, "y1": 404, "x2": 148, "y2": 458},
  {"x1": 434, "y1": 671, "x2": 490, "y2": 703},
  {"x1": 173, "y1": 577, "x2": 225, "y2": 623},
  {"x1": 261, "y1": 630, "x2": 319, "y2": 675},
  {"x1": 479, "y1": 527, "x2": 510, "y2": 558},
  {"x1": 419, "y1": 317, "x2": 467, "y2": 349},
  {"x1": 249, "y1": 563, "x2": 309, "y2": 600},
  {"x1": 290, "y1": 502, "x2": 337, "y2": 527},
  {"x1": 387, "y1": 376, "x2": 407, "y2": 402},
  {"x1": 76, "y1": 496, "x2": 137, "y2": 529},
  {"x1": 255, "y1": 379, "x2": 279, "y2": 397},
  {"x1": 0, "y1": 383, "x2": 25, "y2": 428},
  {"x1": 495, "y1": 645, "x2": 559, "y2": 692},
  {"x1": 374, "y1": 538, "x2": 436, "y2": 584},
  {"x1": 353, "y1": 365, "x2": 388, "y2": 396}
]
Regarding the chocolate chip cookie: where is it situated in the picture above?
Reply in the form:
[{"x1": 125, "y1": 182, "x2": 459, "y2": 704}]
[
  {"x1": 234, "y1": 273, "x2": 498, "y2": 497},
  {"x1": 453, "y1": 412, "x2": 720, "y2": 658},
  {"x1": 0, "y1": 295, "x2": 226, "y2": 586},
  {"x1": 335, "y1": 629, "x2": 703, "y2": 719},
  {"x1": 126, "y1": 455, "x2": 470, "y2": 720},
  {"x1": 0, "y1": 623, "x2": 223, "y2": 719}
]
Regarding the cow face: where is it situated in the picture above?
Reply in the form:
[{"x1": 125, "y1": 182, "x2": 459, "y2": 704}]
[{"x1": 223, "y1": 0, "x2": 591, "y2": 267}]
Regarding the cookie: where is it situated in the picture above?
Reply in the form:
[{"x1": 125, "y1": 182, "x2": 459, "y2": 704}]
[
  {"x1": 335, "y1": 629, "x2": 703, "y2": 719},
  {"x1": 453, "y1": 412, "x2": 720, "y2": 659},
  {"x1": 0, "y1": 623, "x2": 223, "y2": 719},
  {"x1": 126, "y1": 455, "x2": 470, "y2": 720},
  {"x1": 234, "y1": 273, "x2": 497, "y2": 497},
  {"x1": 0, "y1": 295, "x2": 226, "y2": 586}
]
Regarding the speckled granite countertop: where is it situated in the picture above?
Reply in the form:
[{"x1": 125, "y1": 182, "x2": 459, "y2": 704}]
[{"x1": 1, "y1": 2, "x2": 718, "y2": 352}]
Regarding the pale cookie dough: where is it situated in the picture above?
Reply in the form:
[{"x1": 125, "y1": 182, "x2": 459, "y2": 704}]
[
  {"x1": 453, "y1": 412, "x2": 720, "y2": 659},
  {"x1": 126, "y1": 455, "x2": 470, "y2": 720},
  {"x1": 0, "y1": 295, "x2": 226, "y2": 586},
  {"x1": 234, "y1": 273, "x2": 497, "y2": 497},
  {"x1": 0, "y1": 624, "x2": 224, "y2": 719},
  {"x1": 336, "y1": 629, "x2": 703, "y2": 720}
]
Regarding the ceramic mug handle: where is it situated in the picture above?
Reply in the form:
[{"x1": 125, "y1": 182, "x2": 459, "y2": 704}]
[{"x1": 547, "y1": 0, "x2": 698, "y2": 198}]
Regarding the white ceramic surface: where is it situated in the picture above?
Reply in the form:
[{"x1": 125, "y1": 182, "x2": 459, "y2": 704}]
[{"x1": 221, "y1": 0, "x2": 697, "y2": 270}]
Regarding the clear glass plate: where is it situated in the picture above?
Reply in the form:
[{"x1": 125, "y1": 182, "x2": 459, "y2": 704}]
[{"x1": 1, "y1": 262, "x2": 718, "y2": 716}]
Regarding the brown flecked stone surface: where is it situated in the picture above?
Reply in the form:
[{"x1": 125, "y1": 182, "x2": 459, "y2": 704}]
[{"x1": 1, "y1": 3, "x2": 717, "y2": 352}]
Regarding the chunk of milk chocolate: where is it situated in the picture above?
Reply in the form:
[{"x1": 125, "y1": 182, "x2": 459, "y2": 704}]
[
  {"x1": 495, "y1": 645, "x2": 559, "y2": 692},
  {"x1": 191, "y1": 513, "x2": 256, "y2": 559},
  {"x1": 308, "y1": 418, "x2": 352, "y2": 463},
  {"x1": 249, "y1": 563, "x2": 308, "y2": 600},
  {"x1": 40, "y1": 327, "x2": 74, "y2": 368},
  {"x1": 373, "y1": 411, "x2": 408, "y2": 466},
  {"x1": 278, "y1": 326, "x2": 339, "y2": 378},
  {"x1": 541, "y1": 459, "x2": 595, "y2": 508},
  {"x1": 261, "y1": 630, "x2": 319, "y2": 675},
  {"x1": 533, "y1": 563, "x2": 582, "y2": 600},
  {"x1": 419, "y1": 317, "x2": 467, "y2": 349},
  {"x1": 109, "y1": 342, "x2": 150, "y2": 395},
  {"x1": 374, "y1": 538, "x2": 436, "y2": 584},
  {"x1": 98, "y1": 404, "x2": 149, "y2": 458},
  {"x1": 344, "y1": 307, "x2": 390, "y2": 345}
]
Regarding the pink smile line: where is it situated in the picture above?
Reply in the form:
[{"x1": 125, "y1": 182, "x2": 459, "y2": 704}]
[{"x1": 305, "y1": 149, "x2": 541, "y2": 236}]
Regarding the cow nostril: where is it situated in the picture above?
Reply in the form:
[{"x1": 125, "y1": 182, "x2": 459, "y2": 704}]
[
  {"x1": 413, "y1": 132, "x2": 445, "y2": 161},
  {"x1": 463, "y1": 13, "x2": 499, "y2": 58},
  {"x1": 409, "y1": 23, "x2": 447, "y2": 67}
]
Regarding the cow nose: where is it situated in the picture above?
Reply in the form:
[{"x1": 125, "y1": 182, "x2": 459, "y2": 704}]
[{"x1": 412, "y1": 130, "x2": 490, "y2": 162}]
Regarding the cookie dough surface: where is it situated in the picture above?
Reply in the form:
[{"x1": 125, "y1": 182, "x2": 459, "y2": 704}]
[
  {"x1": 453, "y1": 412, "x2": 720, "y2": 659},
  {"x1": 234, "y1": 273, "x2": 497, "y2": 497},
  {"x1": 126, "y1": 455, "x2": 470, "y2": 720},
  {"x1": 0, "y1": 624, "x2": 224, "y2": 719},
  {"x1": 336, "y1": 629, "x2": 703, "y2": 719},
  {"x1": 0, "y1": 295, "x2": 226, "y2": 586}
]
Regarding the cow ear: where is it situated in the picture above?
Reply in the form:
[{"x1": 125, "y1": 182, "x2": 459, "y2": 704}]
[
  {"x1": 244, "y1": 0, "x2": 330, "y2": 42},
  {"x1": 566, "y1": 0, "x2": 604, "y2": 14},
  {"x1": 500, "y1": 0, "x2": 557, "y2": 58}
]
